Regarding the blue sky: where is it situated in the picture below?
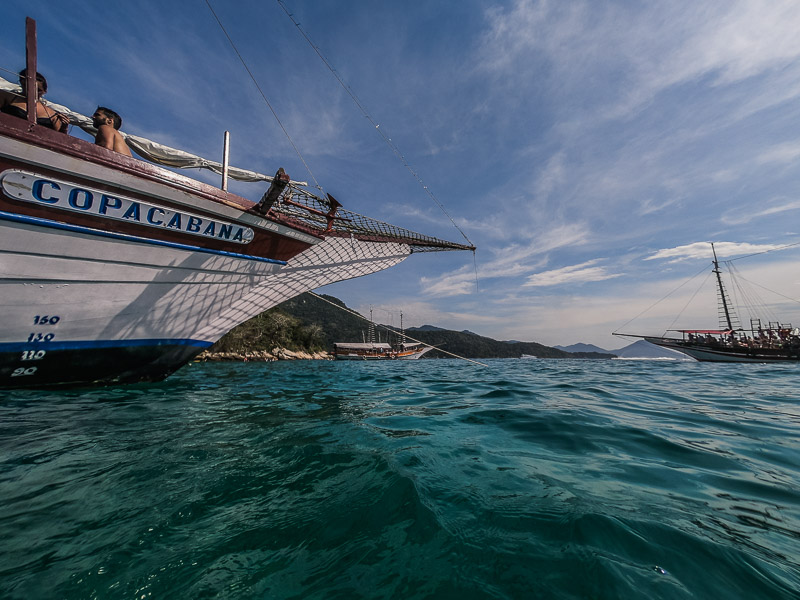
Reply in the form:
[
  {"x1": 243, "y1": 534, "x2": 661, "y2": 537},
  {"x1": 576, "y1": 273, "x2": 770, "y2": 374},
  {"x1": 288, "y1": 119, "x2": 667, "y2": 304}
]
[{"x1": 3, "y1": 1, "x2": 800, "y2": 349}]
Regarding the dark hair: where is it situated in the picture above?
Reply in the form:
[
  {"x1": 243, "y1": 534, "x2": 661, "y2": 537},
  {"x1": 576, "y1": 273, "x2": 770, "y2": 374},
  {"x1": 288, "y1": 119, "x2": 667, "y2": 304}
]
[
  {"x1": 18, "y1": 69, "x2": 47, "y2": 93},
  {"x1": 95, "y1": 106, "x2": 122, "y2": 130}
]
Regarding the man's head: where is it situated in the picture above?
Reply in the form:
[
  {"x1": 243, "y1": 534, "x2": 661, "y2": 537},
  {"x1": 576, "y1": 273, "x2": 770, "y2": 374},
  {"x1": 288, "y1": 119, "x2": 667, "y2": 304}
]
[{"x1": 93, "y1": 106, "x2": 122, "y2": 130}]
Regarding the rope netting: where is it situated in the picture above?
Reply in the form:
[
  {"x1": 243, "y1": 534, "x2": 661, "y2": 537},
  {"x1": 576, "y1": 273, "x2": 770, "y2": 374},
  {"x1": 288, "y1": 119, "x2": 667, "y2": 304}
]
[{"x1": 272, "y1": 185, "x2": 475, "y2": 253}]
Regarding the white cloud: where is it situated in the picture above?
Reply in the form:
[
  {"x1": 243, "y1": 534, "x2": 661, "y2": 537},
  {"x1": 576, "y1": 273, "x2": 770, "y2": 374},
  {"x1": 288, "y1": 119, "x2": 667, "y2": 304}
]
[
  {"x1": 672, "y1": 1, "x2": 800, "y2": 86},
  {"x1": 721, "y1": 199, "x2": 800, "y2": 226},
  {"x1": 476, "y1": 1, "x2": 800, "y2": 119},
  {"x1": 420, "y1": 222, "x2": 593, "y2": 297},
  {"x1": 757, "y1": 142, "x2": 800, "y2": 166},
  {"x1": 522, "y1": 259, "x2": 621, "y2": 287},
  {"x1": 420, "y1": 266, "x2": 476, "y2": 298},
  {"x1": 534, "y1": 150, "x2": 567, "y2": 200},
  {"x1": 645, "y1": 241, "x2": 786, "y2": 262},
  {"x1": 464, "y1": 1, "x2": 800, "y2": 263},
  {"x1": 440, "y1": 255, "x2": 800, "y2": 348},
  {"x1": 611, "y1": 2, "x2": 800, "y2": 120}
]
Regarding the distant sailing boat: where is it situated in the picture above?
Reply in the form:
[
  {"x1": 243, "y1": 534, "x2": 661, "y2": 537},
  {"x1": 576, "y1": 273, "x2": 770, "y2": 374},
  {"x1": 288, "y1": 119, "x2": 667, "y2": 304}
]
[
  {"x1": 333, "y1": 309, "x2": 433, "y2": 360},
  {"x1": 616, "y1": 243, "x2": 800, "y2": 363}
]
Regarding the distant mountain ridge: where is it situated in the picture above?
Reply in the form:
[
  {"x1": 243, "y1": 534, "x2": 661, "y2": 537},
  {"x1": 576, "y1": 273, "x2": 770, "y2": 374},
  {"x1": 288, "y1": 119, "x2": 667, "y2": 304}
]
[
  {"x1": 211, "y1": 293, "x2": 663, "y2": 360},
  {"x1": 557, "y1": 340, "x2": 687, "y2": 359},
  {"x1": 404, "y1": 327, "x2": 611, "y2": 359},
  {"x1": 610, "y1": 339, "x2": 687, "y2": 359},
  {"x1": 555, "y1": 343, "x2": 609, "y2": 354},
  {"x1": 275, "y1": 294, "x2": 615, "y2": 359}
]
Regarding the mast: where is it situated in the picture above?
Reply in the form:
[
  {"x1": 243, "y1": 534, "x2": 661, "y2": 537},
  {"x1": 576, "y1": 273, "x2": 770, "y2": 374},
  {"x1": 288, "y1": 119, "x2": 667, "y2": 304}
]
[
  {"x1": 368, "y1": 306, "x2": 375, "y2": 344},
  {"x1": 711, "y1": 243, "x2": 734, "y2": 331},
  {"x1": 25, "y1": 17, "x2": 37, "y2": 125}
]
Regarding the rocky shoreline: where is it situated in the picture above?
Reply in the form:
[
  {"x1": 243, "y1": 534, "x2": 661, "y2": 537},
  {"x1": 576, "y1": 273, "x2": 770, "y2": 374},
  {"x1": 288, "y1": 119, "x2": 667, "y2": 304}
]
[{"x1": 195, "y1": 347, "x2": 332, "y2": 362}]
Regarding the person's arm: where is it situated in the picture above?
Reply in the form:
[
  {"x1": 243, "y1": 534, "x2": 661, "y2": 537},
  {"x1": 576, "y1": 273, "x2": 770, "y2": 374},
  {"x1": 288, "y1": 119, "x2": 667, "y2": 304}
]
[{"x1": 51, "y1": 111, "x2": 69, "y2": 132}]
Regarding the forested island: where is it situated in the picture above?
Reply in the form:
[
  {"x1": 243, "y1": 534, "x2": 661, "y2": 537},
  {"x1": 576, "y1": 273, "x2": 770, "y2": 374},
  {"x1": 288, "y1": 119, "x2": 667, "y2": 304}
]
[{"x1": 197, "y1": 293, "x2": 615, "y2": 361}]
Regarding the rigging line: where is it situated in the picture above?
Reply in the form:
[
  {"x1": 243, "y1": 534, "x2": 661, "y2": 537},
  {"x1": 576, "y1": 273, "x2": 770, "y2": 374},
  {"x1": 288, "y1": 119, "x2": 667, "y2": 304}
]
[
  {"x1": 203, "y1": 0, "x2": 323, "y2": 192},
  {"x1": 276, "y1": 0, "x2": 474, "y2": 248},
  {"x1": 664, "y1": 270, "x2": 713, "y2": 335},
  {"x1": 726, "y1": 262, "x2": 800, "y2": 307},
  {"x1": 728, "y1": 262, "x2": 767, "y2": 322},
  {"x1": 724, "y1": 264, "x2": 749, "y2": 324},
  {"x1": 729, "y1": 240, "x2": 800, "y2": 262},
  {"x1": 0, "y1": 66, "x2": 22, "y2": 78},
  {"x1": 726, "y1": 261, "x2": 773, "y2": 323},
  {"x1": 308, "y1": 291, "x2": 489, "y2": 367},
  {"x1": 714, "y1": 264, "x2": 741, "y2": 328},
  {"x1": 473, "y1": 250, "x2": 479, "y2": 293},
  {"x1": 612, "y1": 261, "x2": 711, "y2": 334}
]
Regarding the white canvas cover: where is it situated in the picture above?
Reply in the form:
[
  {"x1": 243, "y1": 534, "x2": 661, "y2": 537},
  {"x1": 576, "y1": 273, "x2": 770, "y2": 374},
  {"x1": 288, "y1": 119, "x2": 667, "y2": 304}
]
[{"x1": 333, "y1": 343, "x2": 392, "y2": 350}]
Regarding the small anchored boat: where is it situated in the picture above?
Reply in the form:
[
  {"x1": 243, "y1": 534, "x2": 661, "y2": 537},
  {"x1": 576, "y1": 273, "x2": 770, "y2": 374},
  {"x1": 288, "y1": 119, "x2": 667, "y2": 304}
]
[{"x1": 333, "y1": 310, "x2": 433, "y2": 360}]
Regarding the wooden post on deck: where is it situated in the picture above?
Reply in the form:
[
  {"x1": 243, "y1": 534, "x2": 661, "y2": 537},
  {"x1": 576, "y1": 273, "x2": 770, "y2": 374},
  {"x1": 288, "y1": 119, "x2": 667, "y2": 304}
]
[
  {"x1": 25, "y1": 17, "x2": 37, "y2": 125},
  {"x1": 221, "y1": 130, "x2": 230, "y2": 191}
]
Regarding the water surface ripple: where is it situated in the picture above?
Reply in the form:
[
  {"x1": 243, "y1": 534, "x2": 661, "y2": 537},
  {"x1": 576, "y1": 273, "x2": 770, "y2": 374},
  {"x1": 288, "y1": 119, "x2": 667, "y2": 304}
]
[{"x1": 1, "y1": 359, "x2": 798, "y2": 599}]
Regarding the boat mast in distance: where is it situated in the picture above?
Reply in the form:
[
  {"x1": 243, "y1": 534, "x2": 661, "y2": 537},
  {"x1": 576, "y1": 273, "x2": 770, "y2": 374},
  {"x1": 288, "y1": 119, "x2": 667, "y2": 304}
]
[{"x1": 615, "y1": 242, "x2": 800, "y2": 362}]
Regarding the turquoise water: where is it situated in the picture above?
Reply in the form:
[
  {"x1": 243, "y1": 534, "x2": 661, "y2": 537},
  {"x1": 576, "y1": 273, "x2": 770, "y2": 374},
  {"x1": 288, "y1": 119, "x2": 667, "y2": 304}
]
[{"x1": 1, "y1": 359, "x2": 798, "y2": 599}]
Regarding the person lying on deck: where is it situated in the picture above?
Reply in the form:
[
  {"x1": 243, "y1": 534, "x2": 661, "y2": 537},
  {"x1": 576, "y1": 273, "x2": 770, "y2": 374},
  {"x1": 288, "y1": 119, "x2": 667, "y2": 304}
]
[
  {"x1": 0, "y1": 69, "x2": 69, "y2": 132},
  {"x1": 92, "y1": 106, "x2": 132, "y2": 156}
]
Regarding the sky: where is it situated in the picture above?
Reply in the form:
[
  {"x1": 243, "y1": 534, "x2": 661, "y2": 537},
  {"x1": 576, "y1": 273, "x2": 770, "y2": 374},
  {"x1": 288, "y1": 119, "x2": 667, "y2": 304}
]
[{"x1": 3, "y1": 0, "x2": 800, "y2": 350}]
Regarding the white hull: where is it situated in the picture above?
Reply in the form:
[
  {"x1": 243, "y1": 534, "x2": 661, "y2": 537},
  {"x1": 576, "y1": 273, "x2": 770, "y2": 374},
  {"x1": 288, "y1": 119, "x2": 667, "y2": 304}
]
[
  {"x1": 0, "y1": 214, "x2": 411, "y2": 386},
  {"x1": 397, "y1": 346, "x2": 433, "y2": 359},
  {"x1": 646, "y1": 338, "x2": 800, "y2": 363},
  {"x1": 0, "y1": 217, "x2": 282, "y2": 342}
]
